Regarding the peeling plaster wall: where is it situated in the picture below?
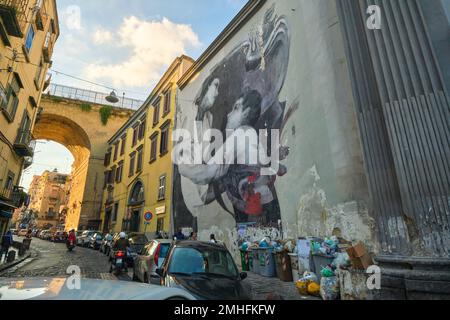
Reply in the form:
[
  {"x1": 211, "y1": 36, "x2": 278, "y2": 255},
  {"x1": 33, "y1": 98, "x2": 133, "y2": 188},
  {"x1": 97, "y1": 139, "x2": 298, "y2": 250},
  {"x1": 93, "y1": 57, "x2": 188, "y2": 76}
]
[{"x1": 174, "y1": 0, "x2": 378, "y2": 261}]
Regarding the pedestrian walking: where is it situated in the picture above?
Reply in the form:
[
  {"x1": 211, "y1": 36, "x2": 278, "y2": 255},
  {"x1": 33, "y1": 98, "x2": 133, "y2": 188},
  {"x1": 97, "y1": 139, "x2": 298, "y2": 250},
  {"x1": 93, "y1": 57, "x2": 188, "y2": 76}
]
[{"x1": 1, "y1": 231, "x2": 14, "y2": 263}]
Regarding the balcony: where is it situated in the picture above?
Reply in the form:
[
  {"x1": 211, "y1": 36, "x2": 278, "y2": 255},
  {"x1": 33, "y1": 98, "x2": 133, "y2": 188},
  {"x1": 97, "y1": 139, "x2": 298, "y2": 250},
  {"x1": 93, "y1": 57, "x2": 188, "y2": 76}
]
[
  {"x1": 14, "y1": 130, "x2": 35, "y2": 157},
  {"x1": 42, "y1": 31, "x2": 52, "y2": 62},
  {"x1": 0, "y1": 186, "x2": 26, "y2": 208},
  {"x1": 34, "y1": 0, "x2": 47, "y2": 31},
  {"x1": 0, "y1": 0, "x2": 30, "y2": 38}
]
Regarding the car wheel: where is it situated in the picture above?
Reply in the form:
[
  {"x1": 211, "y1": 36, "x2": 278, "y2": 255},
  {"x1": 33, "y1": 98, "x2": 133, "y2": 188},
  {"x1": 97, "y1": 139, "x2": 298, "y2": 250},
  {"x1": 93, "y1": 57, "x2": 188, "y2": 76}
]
[
  {"x1": 144, "y1": 273, "x2": 149, "y2": 284},
  {"x1": 132, "y1": 272, "x2": 139, "y2": 282}
]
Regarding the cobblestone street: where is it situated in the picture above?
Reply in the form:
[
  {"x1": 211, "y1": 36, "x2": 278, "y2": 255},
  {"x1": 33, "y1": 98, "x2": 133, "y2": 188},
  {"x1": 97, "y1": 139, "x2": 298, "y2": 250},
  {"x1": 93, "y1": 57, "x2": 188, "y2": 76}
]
[
  {"x1": 0, "y1": 237, "x2": 312, "y2": 300},
  {"x1": 0, "y1": 237, "x2": 130, "y2": 281}
]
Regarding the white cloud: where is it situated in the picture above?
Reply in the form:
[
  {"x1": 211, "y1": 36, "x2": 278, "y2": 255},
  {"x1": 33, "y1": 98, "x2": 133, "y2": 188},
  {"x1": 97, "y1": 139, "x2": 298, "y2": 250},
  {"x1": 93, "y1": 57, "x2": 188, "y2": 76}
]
[
  {"x1": 61, "y1": 5, "x2": 83, "y2": 31},
  {"x1": 83, "y1": 16, "x2": 201, "y2": 89},
  {"x1": 92, "y1": 28, "x2": 113, "y2": 45}
]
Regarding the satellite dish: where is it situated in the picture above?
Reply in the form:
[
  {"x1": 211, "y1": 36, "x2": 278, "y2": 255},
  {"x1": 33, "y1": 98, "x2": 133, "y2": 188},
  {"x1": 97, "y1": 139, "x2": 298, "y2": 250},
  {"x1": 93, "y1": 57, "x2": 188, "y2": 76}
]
[{"x1": 105, "y1": 90, "x2": 119, "y2": 103}]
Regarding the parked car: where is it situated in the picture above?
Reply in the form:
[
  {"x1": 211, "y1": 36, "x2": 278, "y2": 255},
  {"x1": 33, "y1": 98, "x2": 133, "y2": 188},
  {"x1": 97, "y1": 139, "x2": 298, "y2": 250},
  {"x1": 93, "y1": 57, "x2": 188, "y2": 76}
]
[
  {"x1": 78, "y1": 230, "x2": 100, "y2": 247},
  {"x1": 128, "y1": 233, "x2": 150, "y2": 258},
  {"x1": 88, "y1": 233, "x2": 103, "y2": 250},
  {"x1": 51, "y1": 231, "x2": 68, "y2": 243},
  {"x1": 133, "y1": 239, "x2": 172, "y2": 284},
  {"x1": 18, "y1": 229, "x2": 29, "y2": 237},
  {"x1": 75, "y1": 231, "x2": 84, "y2": 246},
  {"x1": 156, "y1": 241, "x2": 252, "y2": 300},
  {"x1": 39, "y1": 230, "x2": 51, "y2": 240},
  {"x1": 31, "y1": 229, "x2": 41, "y2": 237}
]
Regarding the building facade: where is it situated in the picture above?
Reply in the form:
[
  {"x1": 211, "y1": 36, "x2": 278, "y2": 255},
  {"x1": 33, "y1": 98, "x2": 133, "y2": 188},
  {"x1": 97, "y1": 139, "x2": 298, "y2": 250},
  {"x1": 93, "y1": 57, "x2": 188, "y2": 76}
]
[
  {"x1": 100, "y1": 55, "x2": 194, "y2": 237},
  {"x1": 0, "y1": 0, "x2": 59, "y2": 237},
  {"x1": 27, "y1": 169, "x2": 69, "y2": 229},
  {"x1": 173, "y1": 0, "x2": 450, "y2": 298}
]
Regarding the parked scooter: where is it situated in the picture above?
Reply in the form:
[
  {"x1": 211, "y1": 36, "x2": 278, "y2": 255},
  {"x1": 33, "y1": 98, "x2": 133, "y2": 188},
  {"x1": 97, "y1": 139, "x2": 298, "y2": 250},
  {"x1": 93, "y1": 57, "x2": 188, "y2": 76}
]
[{"x1": 110, "y1": 250, "x2": 126, "y2": 275}]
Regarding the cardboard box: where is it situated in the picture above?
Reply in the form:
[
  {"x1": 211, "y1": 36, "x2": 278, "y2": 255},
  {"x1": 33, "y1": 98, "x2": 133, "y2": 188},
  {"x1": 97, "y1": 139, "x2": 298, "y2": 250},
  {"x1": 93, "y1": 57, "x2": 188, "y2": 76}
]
[{"x1": 346, "y1": 242, "x2": 373, "y2": 270}]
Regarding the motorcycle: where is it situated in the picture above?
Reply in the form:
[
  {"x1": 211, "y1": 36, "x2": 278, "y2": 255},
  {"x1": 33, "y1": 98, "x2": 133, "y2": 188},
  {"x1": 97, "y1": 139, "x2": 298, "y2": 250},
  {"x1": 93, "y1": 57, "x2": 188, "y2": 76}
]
[
  {"x1": 109, "y1": 250, "x2": 127, "y2": 275},
  {"x1": 67, "y1": 239, "x2": 75, "y2": 252}
]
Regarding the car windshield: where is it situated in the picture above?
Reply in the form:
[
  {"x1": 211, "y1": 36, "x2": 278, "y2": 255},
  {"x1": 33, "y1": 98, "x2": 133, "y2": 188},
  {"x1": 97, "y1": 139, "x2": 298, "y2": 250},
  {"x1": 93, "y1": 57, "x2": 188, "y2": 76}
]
[
  {"x1": 168, "y1": 247, "x2": 238, "y2": 279},
  {"x1": 129, "y1": 234, "x2": 147, "y2": 244},
  {"x1": 159, "y1": 243, "x2": 170, "y2": 258}
]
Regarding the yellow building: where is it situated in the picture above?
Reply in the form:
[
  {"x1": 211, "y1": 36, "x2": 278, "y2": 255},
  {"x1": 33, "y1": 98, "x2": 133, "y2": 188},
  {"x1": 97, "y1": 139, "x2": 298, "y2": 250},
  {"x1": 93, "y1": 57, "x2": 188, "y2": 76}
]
[
  {"x1": 27, "y1": 169, "x2": 69, "y2": 229},
  {"x1": 100, "y1": 55, "x2": 194, "y2": 237},
  {"x1": 0, "y1": 0, "x2": 59, "y2": 237}
]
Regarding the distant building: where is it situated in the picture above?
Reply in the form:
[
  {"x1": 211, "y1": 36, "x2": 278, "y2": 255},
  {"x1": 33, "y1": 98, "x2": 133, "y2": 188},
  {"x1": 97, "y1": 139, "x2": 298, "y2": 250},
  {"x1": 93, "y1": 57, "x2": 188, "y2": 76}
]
[{"x1": 28, "y1": 169, "x2": 70, "y2": 229}]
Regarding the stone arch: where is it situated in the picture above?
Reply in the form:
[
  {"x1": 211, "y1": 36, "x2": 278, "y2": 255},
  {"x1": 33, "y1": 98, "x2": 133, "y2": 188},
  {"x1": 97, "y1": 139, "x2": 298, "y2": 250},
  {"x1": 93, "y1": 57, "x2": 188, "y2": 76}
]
[
  {"x1": 32, "y1": 113, "x2": 92, "y2": 232},
  {"x1": 33, "y1": 113, "x2": 91, "y2": 167}
]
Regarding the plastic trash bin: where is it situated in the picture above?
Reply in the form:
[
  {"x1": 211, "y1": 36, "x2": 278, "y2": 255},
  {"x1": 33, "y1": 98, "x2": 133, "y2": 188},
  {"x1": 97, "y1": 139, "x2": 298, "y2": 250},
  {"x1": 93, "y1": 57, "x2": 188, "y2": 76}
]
[
  {"x1": 250, "y1": 248, "x2": 260, "y2": 274},
  {"x1": 311, "y1": 253, "x2": 335, "y2": 282},
  {"x1": 274, "y1": 251, "x2": 293, "y2": 282},
  {"x1": 257, "y1": 247, "x2": 276, "y2": 277},
  {"x1": 288, "y1": 253, "x2": 300, "y2": 282},
  {"x1": 240, "y1": 250, "x2": 250, "y2": 271}
]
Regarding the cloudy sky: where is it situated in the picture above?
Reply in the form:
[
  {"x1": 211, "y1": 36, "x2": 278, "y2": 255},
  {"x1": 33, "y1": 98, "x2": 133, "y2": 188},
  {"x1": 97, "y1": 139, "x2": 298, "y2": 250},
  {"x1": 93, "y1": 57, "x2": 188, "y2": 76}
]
[{"x1": 20, "y1": 0, "x2": 247, "y2": 191}]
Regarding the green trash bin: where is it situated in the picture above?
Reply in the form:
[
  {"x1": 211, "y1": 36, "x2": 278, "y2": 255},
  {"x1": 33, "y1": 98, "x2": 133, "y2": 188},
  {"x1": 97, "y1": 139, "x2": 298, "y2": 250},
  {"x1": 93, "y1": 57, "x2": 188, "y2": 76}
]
[{"x1": 240, "y1": 250, "x2": 250, "y2": 271}]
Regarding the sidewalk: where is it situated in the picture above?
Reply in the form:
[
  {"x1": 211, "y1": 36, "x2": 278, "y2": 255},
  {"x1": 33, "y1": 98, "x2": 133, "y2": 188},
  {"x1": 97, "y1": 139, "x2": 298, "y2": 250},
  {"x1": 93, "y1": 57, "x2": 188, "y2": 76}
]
[
  {"x1": 0, "y1": 247, "x2": 33, "y2": 274},
  {"x1": 245, "y1": 271, "x2": 319, "y2": 300}
]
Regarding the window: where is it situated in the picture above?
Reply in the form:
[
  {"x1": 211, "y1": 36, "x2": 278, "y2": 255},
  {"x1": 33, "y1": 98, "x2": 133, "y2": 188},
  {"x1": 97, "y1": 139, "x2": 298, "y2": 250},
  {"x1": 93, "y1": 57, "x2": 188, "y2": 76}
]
[
  {"x1": 157, "y1": 217, "x2": 165, "y2": 233},
  {"x1": 5, "y1": 171, "x2": 14, "y2": 190},
  {"x1": 16, "y1": 111, "x2": 31, "y2": 144},
  {"x1": 128, "y1": 181, "x2": 144, "y2": 205},
  {"x1": 103, "y1": 171, "x2": 110, "y2": 189},
  {"x1": 116, "y1": 161, "x2": 123, "y2": 183},
  {"x1": 112, "y1": 202, "x2": 119, "y2": 222},
  {"x1": 110, "y1": 166, "x2": 116, "y2": 184},
  {"x1": 104, "y1": 149, "x2": 112, "y2": 166},
  {"x1": 158, "y1": 175, "x2": 166, "y2": 201},
  {"x1": 132, "y1": 125, "x2": 139, "y2": 147},
  {"x1": 34, "y1": 56, "x2": 44, "y2": 89},
  {"x1": 163, "y1": 89, "x2": 171, "y2": 116},
  {"x1": 136, "y1": 146, "x2": 143, "y2": 173},
  {"x1": 138, "y1": 116, "x2": 146, "y2": 140},
  {"x1": 120, "y1": 135, "x2": 126, "y2": 155},
  {"x1": 152, "y1": 98, "x2": 161, "y2": 126},
  {"x1": 129, "y1": 152, "x2": 136, "y2": 177},
  {"x1": 25, "y1": 25, "x2": 35, "y2": 53},
  {"x1": 160, "y1": 122, "x2": 170, "y2": 155},
  {"x1": 150, "y1": 133, "x2": 158, "y2": 163},
  {"x1": 1, "y1": 77, "x2": 21, "y2": 121},
  {"x1": 113, "y1": 141, "x2": 119, "y2": 161}
]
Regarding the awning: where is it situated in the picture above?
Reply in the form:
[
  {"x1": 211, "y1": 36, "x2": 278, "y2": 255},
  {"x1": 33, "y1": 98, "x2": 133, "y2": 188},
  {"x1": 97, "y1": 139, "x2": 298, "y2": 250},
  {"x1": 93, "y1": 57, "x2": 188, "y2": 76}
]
[{"x1": 0, "y1": 210, "x2": 13, "y2": 219}]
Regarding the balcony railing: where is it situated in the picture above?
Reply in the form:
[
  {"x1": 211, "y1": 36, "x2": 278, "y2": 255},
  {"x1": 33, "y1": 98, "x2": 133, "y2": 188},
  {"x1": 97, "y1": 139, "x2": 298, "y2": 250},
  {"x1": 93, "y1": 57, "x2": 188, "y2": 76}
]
[
  {"x1": 0, "y1": 0, "x2": 32, "y2": 37},
  {"x1": 0, "y1": 186, "x2": 26, "y2": 207},
  {"x1": 45, "y1": 84, "x2": 144, "y2": 110},
  {"x1": 14, "y1": 129, "x2": 35, "y2": 157}
]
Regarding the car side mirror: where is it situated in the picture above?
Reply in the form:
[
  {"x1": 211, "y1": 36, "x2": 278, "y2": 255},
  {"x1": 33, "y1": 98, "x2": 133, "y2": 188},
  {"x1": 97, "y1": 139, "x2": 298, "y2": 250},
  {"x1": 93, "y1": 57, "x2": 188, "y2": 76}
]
[
  {"x1": 155, "y1": 268, "x2": 164, "y2": 278},
  {"x1": 240, "y1": 272, "x2": 247, "y2": 280}
]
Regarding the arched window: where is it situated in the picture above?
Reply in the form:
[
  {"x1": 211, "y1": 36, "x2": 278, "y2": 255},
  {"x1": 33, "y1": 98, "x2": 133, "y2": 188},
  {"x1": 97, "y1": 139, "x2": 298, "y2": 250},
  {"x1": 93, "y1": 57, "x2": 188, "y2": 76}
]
[{"x1": 128, "y1": 180, "x2": 145, "y2": 206}]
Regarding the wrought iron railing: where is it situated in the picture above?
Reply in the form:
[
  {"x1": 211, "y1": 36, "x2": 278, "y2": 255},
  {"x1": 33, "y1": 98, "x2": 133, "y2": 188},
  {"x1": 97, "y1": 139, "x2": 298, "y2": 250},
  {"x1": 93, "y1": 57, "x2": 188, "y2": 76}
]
[
  {"x1": 0, "y1": 0, "x2": 32, "y2": 34},
  {"x1": 45, "y1": 84, "x2": 144, "y2": 110}
]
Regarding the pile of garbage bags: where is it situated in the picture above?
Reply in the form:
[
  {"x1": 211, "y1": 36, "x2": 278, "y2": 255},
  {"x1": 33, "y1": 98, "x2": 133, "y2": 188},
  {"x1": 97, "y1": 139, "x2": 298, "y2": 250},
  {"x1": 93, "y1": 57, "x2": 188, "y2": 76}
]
[
  {"x1": 295, "y1": 236, "x2": 353, "y2": 300},
  {"x1": 240, "y1": 237, "x2": 297, "y2": 253}
]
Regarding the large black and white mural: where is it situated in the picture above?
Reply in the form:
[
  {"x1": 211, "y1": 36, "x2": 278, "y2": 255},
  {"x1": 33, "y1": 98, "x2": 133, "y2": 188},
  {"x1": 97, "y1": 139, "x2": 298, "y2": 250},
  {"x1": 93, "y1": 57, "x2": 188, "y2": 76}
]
[
  {"x1": 173, "y1": 4, "x2": 292, "y2": 240},
  {"x1": 172, "y1": 1, "x2": 376, "y2": 258}
]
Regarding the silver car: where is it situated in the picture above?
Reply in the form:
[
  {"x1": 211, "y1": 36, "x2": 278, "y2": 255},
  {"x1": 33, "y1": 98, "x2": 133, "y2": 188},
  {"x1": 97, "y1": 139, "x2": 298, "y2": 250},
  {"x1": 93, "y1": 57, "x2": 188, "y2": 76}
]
[{"x1": 133, "y1": 239, "x2": 172, "y2": 284}]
